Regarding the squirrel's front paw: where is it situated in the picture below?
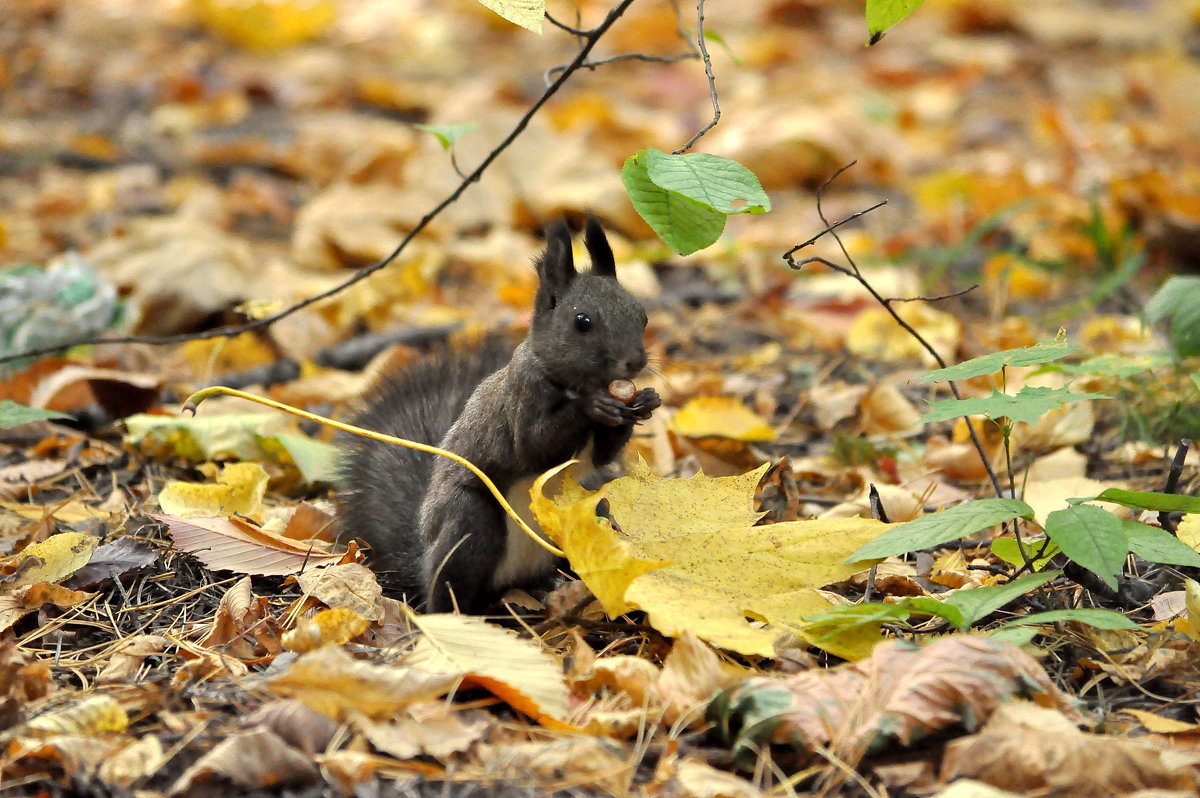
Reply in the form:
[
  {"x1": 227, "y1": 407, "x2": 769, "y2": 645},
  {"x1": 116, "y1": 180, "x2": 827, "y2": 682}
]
[
  {"x1": 587, "y1": 393, "x2": 629, "y2": 427},
  {"x1": 628, "y1": 388, "x2": 661, "y2": 422}
]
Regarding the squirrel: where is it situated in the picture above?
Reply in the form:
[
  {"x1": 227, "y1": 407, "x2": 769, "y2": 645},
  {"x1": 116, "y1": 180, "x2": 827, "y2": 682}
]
[{"x1": 337, "y1": 218, "x2": 661, "y2": 613}]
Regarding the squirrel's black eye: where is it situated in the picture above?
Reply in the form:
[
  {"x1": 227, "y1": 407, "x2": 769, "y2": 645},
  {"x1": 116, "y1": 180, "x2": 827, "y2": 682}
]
[{"x1": 575, "y1": 313, "x2": 592, "y2": 332}]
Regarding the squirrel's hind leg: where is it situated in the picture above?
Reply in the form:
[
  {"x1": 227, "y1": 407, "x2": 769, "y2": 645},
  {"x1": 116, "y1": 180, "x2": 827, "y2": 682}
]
[{"x1": 422, "y1": 488, "x2": 507, "y2": 614}]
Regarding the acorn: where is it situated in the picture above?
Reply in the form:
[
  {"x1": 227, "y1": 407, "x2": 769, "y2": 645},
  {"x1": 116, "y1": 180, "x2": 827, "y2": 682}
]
[{"x1": 607, "y1": 379, "x2": 637, "y2": 404}]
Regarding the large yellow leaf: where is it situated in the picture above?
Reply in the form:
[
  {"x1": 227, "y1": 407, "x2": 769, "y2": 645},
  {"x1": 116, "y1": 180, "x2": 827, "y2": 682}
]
[
  {"x1": 671, "y1": 397, "x2": 776, "y2": 442},
  {"x1": 157, "y1": 461, "x2": 268, "y2": 521},
  {"x1": 475, "y1": 0, "x2": 544, "y2": 34},
  {"x1": 533, "y1": 461, "x2": 891, "y2": 657}
]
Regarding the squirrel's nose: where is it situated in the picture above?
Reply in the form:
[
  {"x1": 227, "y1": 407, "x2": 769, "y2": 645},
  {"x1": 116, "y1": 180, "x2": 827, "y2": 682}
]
[{"x1": 622, "y1": 354, "x2": 647, "y2": 375}]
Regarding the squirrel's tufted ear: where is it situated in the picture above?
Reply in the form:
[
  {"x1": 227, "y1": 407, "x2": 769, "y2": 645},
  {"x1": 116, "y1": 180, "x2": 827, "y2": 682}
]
[
  {"x1": 535, "y1": 219, "x2": 576, "y2": 310},
  {"x1": 584, "y1": 216, "x2": 616, "y2": 278}
]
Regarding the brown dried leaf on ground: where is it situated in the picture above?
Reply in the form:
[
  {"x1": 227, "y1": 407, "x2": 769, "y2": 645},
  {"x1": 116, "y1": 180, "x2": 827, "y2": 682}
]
[
  {"x1": 155, "y1": 513, "x2": 341, "y2": 576},
  {"x1": 246, "y1": 699, "x2": 339, "y2": 757},
  {"x1": 292, "y1": 562, "x2": 383, "y2": 621},
  {"x1": 96, "y1": 635, "x2": 169, "y2": 684},
  {"x1": 466, "y1": 738, "x2": 634, "y2": 797},
  {"x1": 0, "y1": 583, "x2": 94, "y2": 635},
  {"x1": 167, "y1": 727, "x2": 318, "y2": 796},
  {"x1": 195, "y1": 576, "x2": 284, "y2": 662},
  {"x1": 356, "y1": 703, "x2": 489, "y2": 761},
  {"x1": 709, "y1": 636, "x2": 1084, "y2": 769},
  {"x1": 941, "y1": 702, "x2": 1200, "y2": 797},
  {"x1": 265, "y1": 645, "x2": 459, "y2": 720},
  {"x1": 571, "y1": 631, "x2": 741, "y2": 733}
]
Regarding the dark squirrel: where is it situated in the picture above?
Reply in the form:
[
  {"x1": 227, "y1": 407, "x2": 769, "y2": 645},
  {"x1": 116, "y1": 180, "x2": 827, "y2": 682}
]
[{"x1": 337, "y1": 218, "x2": 660, "y2": 613}]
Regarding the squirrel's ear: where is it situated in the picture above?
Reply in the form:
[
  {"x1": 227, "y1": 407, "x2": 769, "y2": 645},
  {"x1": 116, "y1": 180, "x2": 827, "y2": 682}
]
[
  {"x1": 535, "y1": 219, "x2": 576, "y2": 309},
  {"x1": 584, "y1": 216, "x2": 616, "y2": 278}
]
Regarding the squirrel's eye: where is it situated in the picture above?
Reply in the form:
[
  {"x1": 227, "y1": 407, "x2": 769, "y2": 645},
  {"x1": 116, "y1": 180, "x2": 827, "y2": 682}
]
[{"x1": 575, "y1": 313, "x2": 592, "y2": 332}]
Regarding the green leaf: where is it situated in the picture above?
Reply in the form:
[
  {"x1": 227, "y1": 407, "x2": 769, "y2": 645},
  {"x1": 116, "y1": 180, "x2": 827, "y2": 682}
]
[
  {"x1": 997, "y1": 608, "x2": 1139, "y2": 631},
  {"x1": 1145, "y1": 276, "x2": 1200, "y2": 324},
  {"x1": 1124, "y1": 520, "x2": 1200, "y2": 567},
  {"x1": 702, "y1": 29, "x2": 742, "y2": 66},
  {"x1": 866, "y1": 0, "x2": 927, "y2": 43},
  {"x1": 919, "y1": 336, "x2": 1079, "y2": 383},
  {"x1": 273, "y1": 432, "x2": 339, "y2": 485},
  {"x1": 902, "y1": 596, "x2": 966, "y2": 629},
  {"x1": 643, "y1": 148, "x2": 771, "y2": 216},
  {"x1": 989, "y1": 626, "x2": 1040, "y2": 645},
  {"x1": 0, "y1": 400, "x2": 72, "y2": 429},
  {"x1": 944, "y1": 571, "x2": 1060, "y2": 630},
  {"x1": 991, "y1": 536, "x2": 1059, "y2": 570},
  {"x1": 803, "y1": 602, "x2": 916, "y2": 639},
  {"x1": 848, "y1": 498, "x2": 1035, "y2": 561},
  {"x1": 622, "y1": 151, "x2": 726, "y2": 256},
  {"x1": 414, "y1": 123, "x2": 479, "y2": 150},
  {"x1": 1192, "y1": 373, "x2": 1200, "y2": 392},
  {"x1": 1169, "y1": 297, "x2": 1200, "y2": 358},
  {"x1": 1095, "y1": 488, "x2": 1200, "y2": 515},
  {"x1": 1044, "y1": 504, "x2": 1128, "y2": 591},
  {"x1": 474, "y1": 0, "x2": 544, "y2": 33},
  {"x1": 1057, "y1": 354, "x2": 1172, "y2": 379},
  {"x1": 920, "y1": 386, "x2": 1108, "y2": 427}
]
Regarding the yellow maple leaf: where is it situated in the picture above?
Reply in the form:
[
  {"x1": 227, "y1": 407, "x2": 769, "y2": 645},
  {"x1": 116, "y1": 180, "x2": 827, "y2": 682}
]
[{"x1": 533, "y1": 461, "x2": 891, "y2": 657}]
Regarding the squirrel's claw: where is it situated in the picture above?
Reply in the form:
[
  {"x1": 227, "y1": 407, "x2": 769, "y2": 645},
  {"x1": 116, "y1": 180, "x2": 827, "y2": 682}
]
[{"x1": 629, "y1": 388, "x2": 661, "y2": 422}]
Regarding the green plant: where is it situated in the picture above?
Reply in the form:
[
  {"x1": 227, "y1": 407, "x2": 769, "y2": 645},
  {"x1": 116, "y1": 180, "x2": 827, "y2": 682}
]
[{"x1": 822, "y1": 336, "x2": 1200, "y2": 638}]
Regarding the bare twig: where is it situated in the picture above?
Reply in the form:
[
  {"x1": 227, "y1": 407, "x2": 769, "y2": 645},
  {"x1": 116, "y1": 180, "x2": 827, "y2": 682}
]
[
  {"x1": 782, "y1": 161, "x2": 1007, "y2": 500},
  {"x1": 674, "y1": 0, "x2": 720, "y2": 153},
  {"x1": 1159, "y1": 438, "x2": 1193, "y2": 534},
  {"x1": 0, "y1": 0, "x2": 642, "y2": 368}
]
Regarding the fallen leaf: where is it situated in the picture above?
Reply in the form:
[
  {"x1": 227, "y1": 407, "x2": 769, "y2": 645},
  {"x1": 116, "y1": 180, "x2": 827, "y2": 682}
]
[
  {"x1": 942, "y1": 702, "x2": 1200, "y2": 796},
  {"x1": 157, "y1": 461, "x2": 269, "y2": 520},
  {"x1": 8, "y1": 532, "x2": 99, "y2": 586},
  {"x1": 672, "y1": 397, "x2": 776, "y2": 442},
  {"x1": 167, "y1": 727, "x2": 317, "y2": 794},
  {"x1": 535, "y1": 461, "x2": 890, "y2": 656},
  {"x1": 282, "y1": 607, "x2": 371, "y2": 653},
  {"x1": 708, "y1": 635, "x2": 1083, "y2": 769},
  {"x1": 266, "y1": 645, "x2": 459, "y2": 720},
  {"x1": 155, "y1": 514, "x2": 341, "y2": 576},
  {"x1": 407, "y1": 613, "x2": 569, "y2": 723}
]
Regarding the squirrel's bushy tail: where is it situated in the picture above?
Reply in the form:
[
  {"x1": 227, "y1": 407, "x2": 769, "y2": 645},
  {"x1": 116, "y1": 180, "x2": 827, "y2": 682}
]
[{"x1": 335, "y1": 334, "x2": 516, "y2": 600}]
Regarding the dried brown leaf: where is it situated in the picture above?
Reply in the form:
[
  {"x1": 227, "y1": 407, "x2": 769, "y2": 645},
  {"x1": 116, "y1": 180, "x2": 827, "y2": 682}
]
[
  {"x1": 167, "y1": 727, "x2": 317, "y2": 795},
  {"x1": 266, "y1": 645, "x2": 459, "y2": 720},
  {"x1": 942, "y1": 702, "x2": 1200, "y2": 797}
]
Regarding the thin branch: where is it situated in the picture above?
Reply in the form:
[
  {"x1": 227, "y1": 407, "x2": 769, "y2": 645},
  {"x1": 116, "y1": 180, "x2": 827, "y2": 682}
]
[
  {"x1": 544, "y1": 11, "x2": 588, "y2": 37},
  {"x1": 782, "y1": 162, "x2": 1007, "y2": 499},
  {"x1": 0, "y1": 0, "x2": 642, "y2": 368},
  {"x1": 673, "y1": 0, "x2": 719, "y2": 154},
  {"x1": 544, "y1": 50, "x2": 696, "y2": 84},
  {"x1": 885, "y1": 284, "x2": 979, "y2": 303},
  {"x1": 1159, "y1": 438, "x2": 1193, "y2": 534}
]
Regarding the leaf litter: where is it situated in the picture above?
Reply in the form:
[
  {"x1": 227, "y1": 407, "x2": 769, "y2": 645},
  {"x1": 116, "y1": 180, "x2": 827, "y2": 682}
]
[{"x1": 2, "y1": 0, "x2": 1200, "y2": 796}]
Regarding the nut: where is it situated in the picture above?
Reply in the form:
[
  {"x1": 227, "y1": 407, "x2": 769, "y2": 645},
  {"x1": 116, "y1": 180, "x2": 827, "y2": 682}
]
[{"x1": 607, "y1": 379, "x2": 637, "y2": 403}]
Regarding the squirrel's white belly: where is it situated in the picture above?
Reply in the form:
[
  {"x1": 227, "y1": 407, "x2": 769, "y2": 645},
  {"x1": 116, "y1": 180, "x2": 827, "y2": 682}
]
[{"x1": 495, "y1": 475, "x2": 558, "y2": 588}]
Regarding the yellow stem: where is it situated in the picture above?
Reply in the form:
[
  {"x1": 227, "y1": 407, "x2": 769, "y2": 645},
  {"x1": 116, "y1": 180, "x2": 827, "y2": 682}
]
[{"x1": 182, "y1": 385, "x2": 566, "y2": 558}]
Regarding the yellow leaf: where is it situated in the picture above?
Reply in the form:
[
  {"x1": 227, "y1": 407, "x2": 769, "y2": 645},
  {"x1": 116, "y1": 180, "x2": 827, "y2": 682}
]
[
  {"x1": 26, "y1": 694, "x2": 128, "y2": 736},
  {"x1": 847, "y1": 303, "x2": 961, "y2": 365},
  {"x1": 535, "y1": 461, "x2": 891, "y2": 656},
  {"x1": 531, "y1": 462, "x2": 669, "y2": 616},
  {"x1": 1178, "y1": 514, "x2": 1200, "y2": 552},
  {"x1": 475, "y1": 0, "x2": 544, "y2": 33},
  {"x1": 157, "y1": 461, "x2": 269, "y2": 521},
  {"x1": 407, "y1": 613, "x2": 569, "y2": 723},
  {"x1": 191, "y1": 0, "x2": 337, "y2": 51},
  {"x1": 671, "y1": 397, "x2": 776, "y2": 442},
  {"x1": 1120, "y1": 708, "x2": 1200, "y2": 734},
  {"x1": 11, "y1": 532, "x2": 98, "y2": 587},
  {"x1": 983, "y1": 252, "x2": 1056, "y2": 300},
  {"x1": 1185, "y1": 578, "x2": 1200, "y2": 642},
  {"x1": 266, "y1": 645, "x2": 459, "y2": 720},
  {"x1": 282, "y1": 608, "x2": 371, "y2": 653}
]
